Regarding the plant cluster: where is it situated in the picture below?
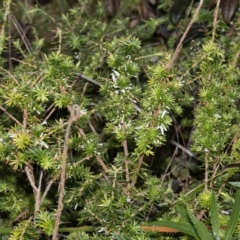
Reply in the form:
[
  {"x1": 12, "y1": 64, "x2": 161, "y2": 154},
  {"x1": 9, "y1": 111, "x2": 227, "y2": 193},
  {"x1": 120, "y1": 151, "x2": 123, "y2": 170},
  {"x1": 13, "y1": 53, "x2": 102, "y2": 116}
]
[{"x1": 0, "y1": 0, "x2": 240, "y2": 239}]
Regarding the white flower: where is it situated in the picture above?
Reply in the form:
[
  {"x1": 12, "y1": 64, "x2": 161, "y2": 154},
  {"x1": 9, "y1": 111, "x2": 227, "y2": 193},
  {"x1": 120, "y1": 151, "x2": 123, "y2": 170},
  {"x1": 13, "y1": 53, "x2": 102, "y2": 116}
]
[
  {"x1": 41, "y1": 120, "x2": 47, "y2": 125},
  {"x1": 39, "y1": 141, "x2": 49, "y2": 149},
  {"x1": 214, "y1": 113, "x2": 221, "y2": 119},
  {"x1": 80, "y1": 108, "x2": 87, "y2": 115},
  {"x1": 98, "y1": 227, "x2": 106, "y2": 233},
  {"x1": 127, "y1": 198, "x2": 131, "y2": 203},
  {"x1": 110, "y1": 69, "x2": 120, "y2": 82},
  {"x1": 157, "y1": 124, "x2": 167, "y2": 135},
  {"x1": 161, "y1": 110, "x2": 168, "y2": 118}
]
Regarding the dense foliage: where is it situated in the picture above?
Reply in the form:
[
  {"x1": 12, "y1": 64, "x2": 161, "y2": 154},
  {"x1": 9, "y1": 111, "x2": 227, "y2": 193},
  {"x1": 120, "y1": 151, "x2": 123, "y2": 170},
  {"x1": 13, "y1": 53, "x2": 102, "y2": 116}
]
[{"x1": 1, "y1": 0, "x2": 240, "y2": 239}]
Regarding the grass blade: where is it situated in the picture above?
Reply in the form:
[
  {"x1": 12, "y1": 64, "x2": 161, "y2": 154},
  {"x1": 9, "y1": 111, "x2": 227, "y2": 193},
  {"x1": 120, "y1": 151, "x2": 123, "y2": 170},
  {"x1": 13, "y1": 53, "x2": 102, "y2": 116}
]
[
  {"x1": 210, "y1": 192, "x2": 220, "y2": 240},
  {"x1": 224, "y1": 188, "x2": 240, "y2": 240},
  {"x1": 187, "y1": 208, "x2": 214, "y2": 240}
]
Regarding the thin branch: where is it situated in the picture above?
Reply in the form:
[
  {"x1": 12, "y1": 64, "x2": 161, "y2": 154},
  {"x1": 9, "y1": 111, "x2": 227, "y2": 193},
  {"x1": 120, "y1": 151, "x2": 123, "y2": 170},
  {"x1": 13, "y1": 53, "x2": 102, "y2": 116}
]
[
  {"x1": 11, "y1": 58, "x2": 37, "y2": 68},
  {"x1": 0, "y1": 68, "x2": 19, "y2": 85},
  {"x1": 12, "y1": 208, "x2": 29, "y2": 223},
  {"x1": 0, "y1": 106, "x2": 22, "y2": 125},
  {"x1": 122, "y1": 123, "x2": 130, "y2": 189},
  {"x1": 131, "y1": 154, "x2": 144, "y2": 187},
  {"x1": 204, "y1": 150, "x2": 209, "y2": 191},
  {"x1": 34, "y1": 170, "x2": 43, "y2": 217},
  {"x1": 160, "y1": 147, "x2": 178, "y2": 187},
  {"x1": 74, "y1": 156, "x2": 90, "y2": 166},
  {"x1": 31, "y1": 71, "x2": 44, "y2": 87},
  {"x1": 77, "y1": 73, "x2": 101, "y2": 86},
  {"x1": 43, "y1": 106, "x2": 56, "y2": 122},
  {"x1": 212, "y1": 0, "x2": 221, "y2": 41},
  {"x1": 170, "y1": 140, "x2": 198, "y2": 159},
  {"x1": 8, "y1": 3, "x2": 12, "y2": 70},
  {"x1": 95, "y1": 155, "x2": 110, "y2": 181},
  {"x1": 23, "y1": 109, "x2": 28, "y2": 130},
  {"x1": 233, "y1": 50, "x2": 240, "y2": 67},
  {"x1": 88, "y1": 120, "x2": 98, "y2": 135},
  {"x1": 52, "y1": 105, "x2": 80, "y2": 240},
  {"x1": 166, "y1": 0, "x2": 204, "y2": 71},
  {"x1": 40, "y1": 174, "x2": 59, "y2": 205},
  {"x1": 9, "y1": 14, "x2": 33, "y2": 54},
  {"x1": 25, "y1": 165, "x2": 38, "y2": 193},
  {"x1": 81, "y1": 82, "x2": 89, "y2": 97}
]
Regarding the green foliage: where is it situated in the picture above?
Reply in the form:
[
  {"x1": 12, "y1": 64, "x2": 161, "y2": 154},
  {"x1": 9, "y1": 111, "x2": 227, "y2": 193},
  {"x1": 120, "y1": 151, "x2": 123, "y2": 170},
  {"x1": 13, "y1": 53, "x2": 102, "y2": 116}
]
[
  {"x1": 1, "y1": 0, "x2": 240, "y2": 239},
  {"x1": 150, "y1": 189, "x2": 240, "y2": 240},
  {"x1": 35, "y1": 211, "x2": 55, "y2": 236}
]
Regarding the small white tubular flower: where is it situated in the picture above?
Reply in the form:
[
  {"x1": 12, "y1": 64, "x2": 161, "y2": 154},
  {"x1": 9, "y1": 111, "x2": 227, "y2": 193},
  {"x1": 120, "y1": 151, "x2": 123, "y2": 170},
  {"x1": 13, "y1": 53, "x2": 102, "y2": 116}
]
[
  {"x1": 80, "y1": 108, "x2": 87, "y2": 115},
  {"x1": 110, "y1": 69, "x2": 120, "y2": 83},
  {"x1": 214, "y1": 113, "x2": 221, "y2": 119},
  {"x1": 9, "y1": 133, "x2": 16, "y2": 138},
  {"x1": 161, "y1": 110, "x2": 168, "y2": 118},
  {"x1": 157, "y1": 124, "x2": 167, "y2": 135},
  {"x1": 41, "y1": 120, "x2": 47, "y2": 125},
  {"x1": 98, "y1": 227, "x2": 106, "y2": 233},
  {"x1": 39, "y1": 141, "x2": 49, "y2": 149}
]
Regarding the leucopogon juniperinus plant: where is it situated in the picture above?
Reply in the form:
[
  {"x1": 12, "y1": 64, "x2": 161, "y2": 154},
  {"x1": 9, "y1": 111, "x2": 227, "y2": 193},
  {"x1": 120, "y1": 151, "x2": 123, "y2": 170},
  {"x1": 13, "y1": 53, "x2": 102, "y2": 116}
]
[{"x1": 1, "y1": 0, "x2": 240, "y2": 239}]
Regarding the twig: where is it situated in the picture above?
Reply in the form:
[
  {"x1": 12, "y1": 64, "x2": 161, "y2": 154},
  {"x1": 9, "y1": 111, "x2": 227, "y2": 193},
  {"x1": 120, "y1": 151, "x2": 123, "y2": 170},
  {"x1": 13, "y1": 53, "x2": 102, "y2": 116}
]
[
  {"x1": 0, "y1": 67, "x2": 19, "y2": 85},
  {"x1": 95, "y1": 155, "x2": 110, "y2": 183},
  {"x1": 88, "y1": 120, "x2": 97, "y2": 135},
  {"x1": 9, "y1": 14, "x2": 33, "y2": 54},
  {"x1": 233, "y1": 50, "x2": 240, "y2": 67},
  {"x1": 204, "y1": 150, "x2": 209, "y2": 191},
  {"x1": 160, "y1": 147, "x2": 178, "y2": 187},
  {"x1": 8, "y1": 2, "x2": 12, "y2": 70},
  {"x1": 12, "y1": 208, "x2": 29, "y2": 223},
  {"x1": 170, "y1": 140, "x2": 198, "y2": 159},
  {"x1": 212, "y1": 0, "x2": 221, "y2": 41},
  {"x1": 11, "y1": 58, "x2": 37, "y2": 68},
  {"x1": 77, "y1": 73, "x2": 101, "y2": 86},
  {"x1": 131, "y1": 154, "x2": 144, "y2": 187},
  {"x1": 0, "y1": 106, "x2": 22, "y2": 125},
  {"x1": 31, "y1": 71, "x2": 44, "y2": 87},
  {"x1": 74, "y1": 156, "x2": 90, "y2": 166},
  {"x1": 43, "y1": 106, "x2": 56, "y2": 122},
  {"x1": 40, "y1": 174, "x2": 60, "y2": 205},
  {"x1": 25, "y1": 165, "x2": 38, "y2": 193},
  {"x1": 23, "y1": 109, "x2": 28, "y2": 130},
  {"x1": 122, "y1": 123, "x2": 130, "y2": 189},
  {"x1": 34, "y1": 170, "x2": 43, "y2": 217},
  {"x1": 166, "y1": 0, "x2": 204, "y2": 71},
  {"x1": 52, "y1": 105, "x2": 80, "y2": 240}
]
